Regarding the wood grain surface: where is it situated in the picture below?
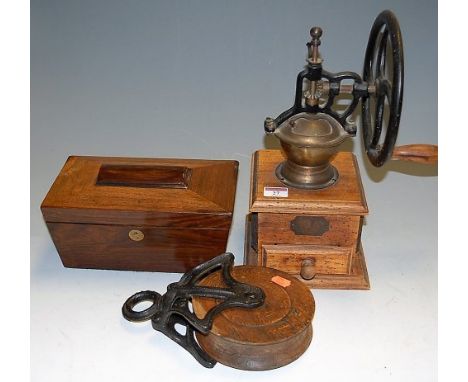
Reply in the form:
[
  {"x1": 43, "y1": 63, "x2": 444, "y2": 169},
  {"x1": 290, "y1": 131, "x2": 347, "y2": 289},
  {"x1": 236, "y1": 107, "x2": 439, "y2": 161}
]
[
  {"x1": 41, "y1": 156, "x2": 238, "y2": 272},
  {"x1": 258, "y1": 213, "x2": 361, "y2": 247},
  {"x1": 192, "y1": 266, "x2": 314, "y2": 370},
  {"x1": 246, "y1": 150, "x2": 369, "y2": 289},
  {"x1": 96, "y1": 164, "x2": 191, "y2": 188},
  {"x1": 250, "y1": 150, "x2": 368, "y2": 215},
  {"x1": 262, "y1": 244, "x2": 351, "y2": 275},
  {"x1": 47, "y1": 222, "x2": 229, "y2": 272},
  {"x1": 392, "y1": 144, "x2": 438, "y2": 164},
  {"x1": 41, "y1": 156, "x2": 238, "y2": 225},
  {"x1": 245, "y1": 237, "x2": 370, "y2": 289},
  {"x1": 300, "y1": 243, "x2": 370, "y2": 289}
]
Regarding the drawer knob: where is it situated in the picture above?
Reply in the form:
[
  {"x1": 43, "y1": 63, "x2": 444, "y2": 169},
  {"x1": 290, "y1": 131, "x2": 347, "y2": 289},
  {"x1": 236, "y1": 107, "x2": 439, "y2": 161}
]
[
  {"x1": 300, "y1": 258, "x2": 316, "y2": 280},
  {"x1": 129, "y1": 229, "x2": 144, "y2": 241}
]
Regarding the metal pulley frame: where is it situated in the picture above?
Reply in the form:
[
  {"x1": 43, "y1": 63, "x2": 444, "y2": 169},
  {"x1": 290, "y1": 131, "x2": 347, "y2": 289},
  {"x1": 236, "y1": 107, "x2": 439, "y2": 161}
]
[{"x1": 122, "y1": 253, "x2": 265, "y2": 368}]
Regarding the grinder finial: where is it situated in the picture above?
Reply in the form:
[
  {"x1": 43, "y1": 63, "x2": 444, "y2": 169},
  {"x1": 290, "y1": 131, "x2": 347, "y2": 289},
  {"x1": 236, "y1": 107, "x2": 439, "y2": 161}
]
[{"x1": 308, "y1": 27, "x2": 323, "y2": 64}]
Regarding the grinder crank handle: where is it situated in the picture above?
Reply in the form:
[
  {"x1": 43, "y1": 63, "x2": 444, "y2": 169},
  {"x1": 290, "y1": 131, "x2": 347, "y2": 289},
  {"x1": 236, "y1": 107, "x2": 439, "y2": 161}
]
[{"x1": 391, "y1": 144, "x2": 438, "y2": 164}]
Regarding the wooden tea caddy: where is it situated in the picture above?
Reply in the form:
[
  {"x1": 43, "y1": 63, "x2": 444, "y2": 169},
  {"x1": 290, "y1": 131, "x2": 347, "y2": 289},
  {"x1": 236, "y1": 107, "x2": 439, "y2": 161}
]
[
  {"x1": 41, "y1": 156, "x2": 238, "y2": 272},
  {"x1": 245, "y1": 10, "x2": 438, "y2": 289}
]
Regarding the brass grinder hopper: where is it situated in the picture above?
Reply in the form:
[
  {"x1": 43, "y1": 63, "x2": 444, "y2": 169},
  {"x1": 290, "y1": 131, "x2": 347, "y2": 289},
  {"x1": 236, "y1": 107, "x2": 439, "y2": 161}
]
[{"x1": 273, "y1": 112, "x2": 349, "y2": 189}]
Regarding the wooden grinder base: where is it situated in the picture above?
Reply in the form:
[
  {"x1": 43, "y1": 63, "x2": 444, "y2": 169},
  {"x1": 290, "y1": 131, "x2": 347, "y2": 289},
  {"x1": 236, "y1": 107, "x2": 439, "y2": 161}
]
[
  {"x1": 192, "y1": 266, "x2": 315, "y2": 371},
  {"x1": 246, "y1": 150, "x2": 370, "y2": 290}
]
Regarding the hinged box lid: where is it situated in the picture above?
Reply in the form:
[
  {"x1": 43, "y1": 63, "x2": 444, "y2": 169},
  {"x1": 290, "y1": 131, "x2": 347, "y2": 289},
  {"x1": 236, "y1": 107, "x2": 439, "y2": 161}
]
[{"x1": 41, "y1": 156, "x2": 239, "y2": 229}]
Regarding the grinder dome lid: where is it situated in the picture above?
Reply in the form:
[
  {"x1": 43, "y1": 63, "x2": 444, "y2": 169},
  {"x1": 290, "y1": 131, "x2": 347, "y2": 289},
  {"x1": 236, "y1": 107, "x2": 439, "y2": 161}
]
[{"x1": 275, "y1": 112, "x2": 349, "y2": 148}]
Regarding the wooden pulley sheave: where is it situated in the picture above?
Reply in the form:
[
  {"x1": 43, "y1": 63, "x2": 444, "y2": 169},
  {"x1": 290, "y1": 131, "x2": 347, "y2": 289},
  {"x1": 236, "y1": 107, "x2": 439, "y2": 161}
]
[
  {"x1": 264, "y1": 10, "x2": 437, "y2": 190},
  {"x1": 122, "y1": 253, "x2": 315, "y2": 371}
]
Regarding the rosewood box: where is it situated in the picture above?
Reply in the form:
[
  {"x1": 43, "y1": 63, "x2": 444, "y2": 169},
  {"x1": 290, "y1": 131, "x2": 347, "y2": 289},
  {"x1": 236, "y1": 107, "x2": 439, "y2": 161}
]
[{"x1": 41, "y1": 156, "x2": 238, "y2": 272}]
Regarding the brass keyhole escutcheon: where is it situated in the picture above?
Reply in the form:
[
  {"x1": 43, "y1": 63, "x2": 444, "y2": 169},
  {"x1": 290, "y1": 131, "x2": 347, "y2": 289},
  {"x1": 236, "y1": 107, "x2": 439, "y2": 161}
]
[{"x1": 129, "y1": 229, "x2": 144, "y2": 242}]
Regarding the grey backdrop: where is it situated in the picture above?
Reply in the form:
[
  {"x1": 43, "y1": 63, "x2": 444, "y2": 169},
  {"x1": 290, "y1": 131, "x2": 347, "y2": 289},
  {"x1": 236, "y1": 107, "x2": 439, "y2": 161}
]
[{"x1": 31, "y1": 1, "x2": 437, "y2": 381}]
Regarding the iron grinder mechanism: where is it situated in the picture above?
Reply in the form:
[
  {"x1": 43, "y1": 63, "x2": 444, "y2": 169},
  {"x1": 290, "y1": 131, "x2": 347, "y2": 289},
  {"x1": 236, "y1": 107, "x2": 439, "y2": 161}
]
[{"x1": 265, "y1": 10, "x2": 437, "y2": 189}]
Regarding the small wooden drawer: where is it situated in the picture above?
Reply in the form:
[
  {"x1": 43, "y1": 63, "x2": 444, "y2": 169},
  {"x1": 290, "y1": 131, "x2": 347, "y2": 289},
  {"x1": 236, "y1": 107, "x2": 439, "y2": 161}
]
[
  {"x1": 262, "y1": 244, "x2": 351, "y2": 279},
  {"x1": 258, "y1": 213, "x2": 361, "y2": 248}
]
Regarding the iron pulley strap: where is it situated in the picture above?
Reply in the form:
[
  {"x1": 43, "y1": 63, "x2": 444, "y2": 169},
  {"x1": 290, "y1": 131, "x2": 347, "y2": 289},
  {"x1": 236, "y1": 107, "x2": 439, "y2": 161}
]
[{"x1": 122, "y1": 253, "x2": 265, "y2": 368}]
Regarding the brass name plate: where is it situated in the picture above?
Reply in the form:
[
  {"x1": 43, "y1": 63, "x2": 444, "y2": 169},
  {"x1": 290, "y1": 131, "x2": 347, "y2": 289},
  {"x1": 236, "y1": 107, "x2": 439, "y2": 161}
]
[{"x1": 290, "y1": 216, "x2": 329, "y2": 236}]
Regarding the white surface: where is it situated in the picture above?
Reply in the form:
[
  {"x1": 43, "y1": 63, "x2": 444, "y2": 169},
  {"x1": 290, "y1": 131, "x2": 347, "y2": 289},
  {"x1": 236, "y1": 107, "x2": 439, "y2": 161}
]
[{"x1": 31, "y1": 1, "x2": 437, "y2": 381}]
